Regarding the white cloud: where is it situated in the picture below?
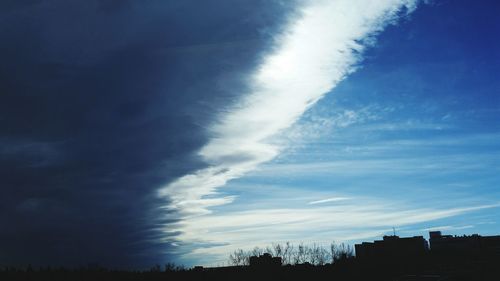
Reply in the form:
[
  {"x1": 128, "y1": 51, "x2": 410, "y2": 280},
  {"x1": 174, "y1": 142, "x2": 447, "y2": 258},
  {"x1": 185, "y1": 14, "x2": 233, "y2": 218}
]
[
  {"x1": 250, "y1": 152, "x2": 500, "y2": 178},
  {"x1": 308, "y1": 197, "x2": 350, "y2": 205},
  {"x1": 421, "y1": 225, "x2": 475, "y2": 232},
  {"x1": 160, "y1": 0, "x2": 419, "y2": 214},
  {"x1": 173, "y1": 200, "x2": 500, "y2": 266},
  {"x1": 157, "y1": 0, "x2": 421, "y2": 261},
  {"x1": 281, "y1": 106, "x2": 383, "y2": 144}
]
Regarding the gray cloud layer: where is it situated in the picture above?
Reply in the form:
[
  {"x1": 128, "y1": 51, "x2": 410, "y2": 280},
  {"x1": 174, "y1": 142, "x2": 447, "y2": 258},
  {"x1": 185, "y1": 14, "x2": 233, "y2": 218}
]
[{"x1": 0, "y1": 0, "x2": 294, "y2": 268}]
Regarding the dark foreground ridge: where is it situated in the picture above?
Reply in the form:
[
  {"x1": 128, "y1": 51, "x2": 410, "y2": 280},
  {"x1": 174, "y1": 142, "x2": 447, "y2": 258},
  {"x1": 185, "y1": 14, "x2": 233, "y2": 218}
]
[{"x1": 2, "y1": 230, "x2": 500, "y2": 281}]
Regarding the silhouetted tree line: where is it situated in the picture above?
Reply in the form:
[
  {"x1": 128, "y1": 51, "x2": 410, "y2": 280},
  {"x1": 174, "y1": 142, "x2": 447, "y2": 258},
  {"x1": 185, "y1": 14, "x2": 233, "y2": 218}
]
[
  {"x1": 228, "y1": 241, "x2": 354, "y2": 266},
  {"x1": 4, "y1": 234, "x2": 500, "y2": 281}
]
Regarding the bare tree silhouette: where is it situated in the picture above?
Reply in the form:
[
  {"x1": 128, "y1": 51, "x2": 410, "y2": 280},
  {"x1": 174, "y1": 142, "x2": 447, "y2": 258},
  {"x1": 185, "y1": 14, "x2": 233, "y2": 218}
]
[
  {"x1": 330, "y1": 242, "x2": 354, "y2": 263},
  {"x1": 228, "y1": 241, "x2": 354, "y2": 266}
]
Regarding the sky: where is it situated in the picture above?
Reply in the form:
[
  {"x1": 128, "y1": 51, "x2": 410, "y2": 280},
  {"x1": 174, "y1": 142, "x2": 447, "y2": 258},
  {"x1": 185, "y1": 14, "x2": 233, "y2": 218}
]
[{"x1": 1, "y1": 0, "x2": 500, "y2": 269}]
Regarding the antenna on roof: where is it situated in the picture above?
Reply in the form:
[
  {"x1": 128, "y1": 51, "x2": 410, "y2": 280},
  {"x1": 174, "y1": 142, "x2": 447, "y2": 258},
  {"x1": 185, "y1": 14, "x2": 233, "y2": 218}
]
[{"x1": 393, "y1": 227, "x2": 396, "y2": 236}]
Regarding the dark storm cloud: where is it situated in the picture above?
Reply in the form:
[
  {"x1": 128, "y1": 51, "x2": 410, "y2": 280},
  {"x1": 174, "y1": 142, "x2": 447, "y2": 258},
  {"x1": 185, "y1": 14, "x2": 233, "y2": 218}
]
[{"x1": 0, "y1": 0, "x2": 294, "y2": 268}]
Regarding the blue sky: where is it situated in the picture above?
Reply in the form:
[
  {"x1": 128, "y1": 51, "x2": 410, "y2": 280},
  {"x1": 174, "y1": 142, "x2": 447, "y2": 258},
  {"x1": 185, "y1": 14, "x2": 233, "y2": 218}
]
[
  {"x1": 1, "y1": 0, "x2": 499, "y2": 268},
  {"x1": 161, "y1": 0, "x2": 500, "y2": 265}
]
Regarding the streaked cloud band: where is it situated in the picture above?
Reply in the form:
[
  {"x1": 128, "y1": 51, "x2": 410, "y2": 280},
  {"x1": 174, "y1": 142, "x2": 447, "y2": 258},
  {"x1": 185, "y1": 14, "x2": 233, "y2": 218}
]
[
  {"x1": 158, "y1": 0, "x2": 420, "y2": 259},
  {"x1": 160, "y1": 0, "x2": 418, "y2": 214}
]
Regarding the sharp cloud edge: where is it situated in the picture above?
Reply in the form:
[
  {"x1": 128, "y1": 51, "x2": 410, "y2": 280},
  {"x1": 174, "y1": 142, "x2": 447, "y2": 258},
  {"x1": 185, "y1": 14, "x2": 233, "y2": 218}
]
[{"x1": 158, "y1": 0, "x2": 419, "y2": 217}]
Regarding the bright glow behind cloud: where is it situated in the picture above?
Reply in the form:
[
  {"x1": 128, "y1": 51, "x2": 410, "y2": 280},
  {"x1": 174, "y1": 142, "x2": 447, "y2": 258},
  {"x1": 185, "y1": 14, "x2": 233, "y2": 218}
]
[{"x1": 158, "y1": 0, "x2": 420, "y2": 255}]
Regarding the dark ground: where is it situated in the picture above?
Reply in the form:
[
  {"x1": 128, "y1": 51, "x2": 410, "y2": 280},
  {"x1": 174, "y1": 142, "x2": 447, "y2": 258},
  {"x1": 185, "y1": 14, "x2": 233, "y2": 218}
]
[{"x1": 2, "y1": 256, "x2": 500, "y2": 281}]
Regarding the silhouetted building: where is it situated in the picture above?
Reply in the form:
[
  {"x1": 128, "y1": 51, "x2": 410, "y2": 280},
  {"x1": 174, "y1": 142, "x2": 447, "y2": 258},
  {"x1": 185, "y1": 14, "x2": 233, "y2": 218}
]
[
  {"x1": 429, "y1": 231, "x2": 500, "y2": 258},
  {"x1": 249, "y1": 253, "x2": 282, "y2": 267},
  {"x1": 355, "y1": 235, "x2": 429, "y2": 260}
]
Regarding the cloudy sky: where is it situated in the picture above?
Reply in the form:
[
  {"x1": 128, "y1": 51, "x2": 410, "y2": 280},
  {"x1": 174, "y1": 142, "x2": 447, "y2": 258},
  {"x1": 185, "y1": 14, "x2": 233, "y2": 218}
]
[{"x1": 1, "y1": 0, "x2": 500, "y2": 268}]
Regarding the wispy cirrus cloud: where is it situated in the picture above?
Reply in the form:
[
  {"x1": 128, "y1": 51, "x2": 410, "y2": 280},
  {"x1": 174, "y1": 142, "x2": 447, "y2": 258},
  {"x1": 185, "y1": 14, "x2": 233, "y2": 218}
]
[
  {"x1": 308, "y1": 197, "x2": 351, "y2": 205},
  {"x1": 421, "y1": 225, "x2": 475, "y2": 232},
  {"x1": 158, "y1": 0, "x2": 421, "y2": 259},
  {"x1": 251, "y1": 152, "x2": 500, "y2": 178},
  {"x1": 159, "y1": 0, "x2": 420, "y2": 214},
  {"x1": 175, "y1": 200, "x2": 500, "y2": 266}
]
